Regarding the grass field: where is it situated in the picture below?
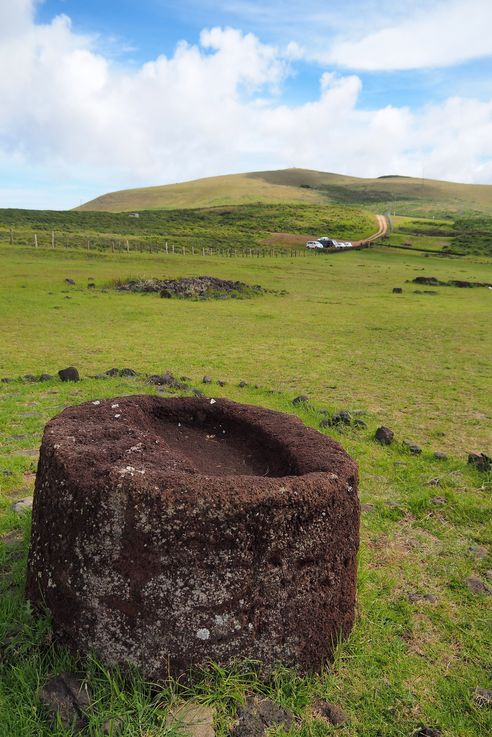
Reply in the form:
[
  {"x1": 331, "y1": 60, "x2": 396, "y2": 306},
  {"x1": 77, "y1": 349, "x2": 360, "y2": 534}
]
[
  {"x1": 76, "y1": 168, "x2": 492, "y2": 217},
  {"x1": 384, "y1": 216, "x2": 492, "y2": 257},
  {"x1": 1, "y1": 243, "x2": 491, "y2": 736},
  {"x1": 0, "y1": 203, "x2": 377, "y2": 254}
]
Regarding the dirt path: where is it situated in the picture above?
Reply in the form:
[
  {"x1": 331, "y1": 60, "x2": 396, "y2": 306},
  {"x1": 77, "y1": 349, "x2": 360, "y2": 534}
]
[{"x1": 352, "y1": 214, "x2": 388, "y2": 245}]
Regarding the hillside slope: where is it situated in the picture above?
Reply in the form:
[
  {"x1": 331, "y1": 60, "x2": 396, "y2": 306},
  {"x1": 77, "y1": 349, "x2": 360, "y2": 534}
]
[{"x1": 76, "y1": 168, "x2": 492, "y2": 216}]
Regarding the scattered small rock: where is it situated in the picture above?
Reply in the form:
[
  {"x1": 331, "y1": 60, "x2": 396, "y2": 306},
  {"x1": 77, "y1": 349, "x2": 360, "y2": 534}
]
[
  {"x1": 23, "y1": 373, "x2": 37, "y2": 382},
  {"x1": 413, "y1": 728, "x2": 441, "y2": 737},
  {"x1": 1, "y1": 377, "x2": 14, "y2": 383},
  {"x1": 120, "y1": 368, "x2": 137, "y2": 377},
  {"x1": 292, "y1": 395, "x2": 309, "y2": 406},
  {"x1": 433, "y1": 451, "x2": 447, "y2": 460},
  {"x1": 473, "y1": 688, "x2": 492, "y2": 707},
  {"x1": 466, "y1": 576, "x2": 491, "y2": 595},
  {"x1": 94, "y1": 373, "x2": 107, "y2": 379},
  {"x1": 105, "y1": 368, "x2": 119, "y2": 377},
  {"x1": 361, "y1": 503, "x2": 375, "y2": 512},
  {"x1": 375, "y1": 426, "x2": 394, "y2": 445},
  {"x1": 238, "y1": 381, "x2": 247, "y2": 388},
  {"x1": 12, "y1": 497, "x2": 33, "y2": 512},
  {"x1": 102, "y1": 717, "x2": 123, "y2": 736},
  {"x1": 64, "y1": 278, "x2": 75, "y2": 285},
  {"x1": 407, "y1": 592, "x2": 438, "y2": 604},
  {"x1": 467, "y1": 453, "x2": 491, "y2": 472},
  {"x1": 468, "y1": 545, "x2": 488, "y2": 559},
  {"x1": 39, "y1": 374, "x2": 53, "y2": 381},
  {"x1": 427, "y1": 478, "x2": 441, "y2": 486},
  {"x1": 430, "y1": 496, "x2": 447, "y2": 505},
  {"x1": 166, "y1": 702, "x2": 216, "y2": 737},
  {"x1": 332, "y1": 410, "x2": 351, "y2": 426},
  {"x1": 310, "y1": 698, "x2": 349, "y2": 726},
  {"x1": 217, "y1": 380, "x2": 226, "y2": 387},
  {"x1": 353, "y1": 419, "x2": 367, "y2": 429},
  {"x1": 39, "y1": 673, "x2": 90, "y2": 733},
  {"x1": 392, "y1": 287, "x2": 403, "y2": 293},
  {"x1": 202, "y1": 375, "x2": 213, "y2": 384},
  {"x1": 58, "y1": 367, "x2": 80, "y2": 382},
  {"x1": 231, "y1": 697, "x2": 295, "y2": 737},
  {"x1": 0, "y1": 530, "x2": 23, "y2": 545},
  {"x1": 404, "y1": 440, "x2": 422, "y2": 454},
  {"x1": 87, "y1": 283, "x2": 96, "y2": 289},
  {"x1": 319, "y1": 419, "x2": 332, "y2": 429},
  {"x1": 192, "y1": 389, "x2": 205, "y2": 397},
  {"x1": 2, "y1": 469, "x2": 13, "y2": 477}
]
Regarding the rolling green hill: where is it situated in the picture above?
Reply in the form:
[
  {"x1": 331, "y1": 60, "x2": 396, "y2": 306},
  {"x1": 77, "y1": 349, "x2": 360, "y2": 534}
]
[{"x1": 76, "y1": 168, "x2": 492, "y2": 216}]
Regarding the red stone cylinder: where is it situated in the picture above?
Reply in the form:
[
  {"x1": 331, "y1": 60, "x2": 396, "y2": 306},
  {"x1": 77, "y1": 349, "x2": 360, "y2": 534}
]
[{"x1": 26, "y1": 396, "x2": 359, "y2": 678}]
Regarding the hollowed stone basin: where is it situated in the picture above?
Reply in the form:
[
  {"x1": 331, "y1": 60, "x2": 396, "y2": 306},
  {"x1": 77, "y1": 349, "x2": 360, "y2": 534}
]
[{"x1": 27, "y1": 396, "x2": 359, "y2": 678}]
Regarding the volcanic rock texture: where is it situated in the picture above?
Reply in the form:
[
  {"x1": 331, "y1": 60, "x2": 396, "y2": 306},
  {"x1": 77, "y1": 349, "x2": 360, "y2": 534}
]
[{"x1": 26, "y1": 396, "x2": 359, "y2": 678}]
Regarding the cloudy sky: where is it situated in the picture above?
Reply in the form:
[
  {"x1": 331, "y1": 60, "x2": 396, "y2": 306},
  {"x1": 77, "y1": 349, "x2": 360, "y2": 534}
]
[{"x1": 1, "y1": 0, "x2": 492, "y2": 209}]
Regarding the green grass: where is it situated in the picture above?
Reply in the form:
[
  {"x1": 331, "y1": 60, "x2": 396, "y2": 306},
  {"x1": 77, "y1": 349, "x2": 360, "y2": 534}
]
[
  {"x1": 384, "y1": 215, "x2": 492, "y2": 257},
  {"x1": 1, "y1": 243, "x2": 491, "y2": 736},
  {"x1": 75, "y1": 168, "x2": 492, "y2": 217},
  {"x1": 0, "y1": 203, "x2": 377, "y2": 253}
]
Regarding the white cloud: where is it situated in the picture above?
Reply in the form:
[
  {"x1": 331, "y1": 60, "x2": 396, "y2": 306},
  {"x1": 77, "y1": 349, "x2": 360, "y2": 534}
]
[
  {"x1": 0, "y1": 1, "x2": 492, "y2": 208},
  {"x1": 327, "y1": 0, "x2": 492, "y2": 71}
]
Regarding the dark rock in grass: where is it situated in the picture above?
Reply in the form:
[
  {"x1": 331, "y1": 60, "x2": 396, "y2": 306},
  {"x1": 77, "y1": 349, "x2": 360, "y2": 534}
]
[
  {"x1": 466, "y1": 576, "x2": 491, "y2": 595},
  {"x1": 319, "y1": 408, "x2": 330, "y2": 415},
  {"x1": 467, "y1": 453, "x2": 491, "y2": 472},
  {"x1": 94, "y1": 373, "x2": 107, "y2": 379},
  {"x1": 319, "y1": 419, "x2": 332, "y2": 429},
  {"x1": 332, "y1": 410, "x2": 351, "y2": 426},
  {"x1": 12, "y1": 497, "x2": 33, "y2": 513},
  {"x1": 120, "y1": 368, "x2": 137, "y2": 377},
  {"x1": 310, "y1": 698, "x2": 349, "y2": 726},
  {"x1": 413, "y1": 276, "x2": 441, "y2": 286},
  {"x1": 64, "y1": 278, "x2": 75, "y2": 285},
  {"x1": 39, "y1": 673, "x2": 90, "y2": 733},
  {"x1": 434, "y1": 451, "x2": 448, "y2": 461},
  {"x1": 413, "y1": 728, "x2": 441, "y2": 737},
  {"x1": 292, "y1": 395, "x2": 309, "y2": 406},
  {"x1": 232, "y1": 697, "x2": 296, "y2": 737},
  {"x1": 375, "y1": 426, "x2": 394, "y2": 445},
  {"x1": 431, "y1": 496, "x2": 447, "y2": 505},
  {"x1": 468, "y1": 545, "x2": 488, "y2": 559},
  {"x1": 238, "y1": 380, "x2": 247, "y2": 388},
  {"x1": 403, "y1": 441, "x2": 422, "y2": 455},
  {"x1": 87, "y1": 283, "x2": 96, "y2": 289},
  {"x1": 2, "y1": 469, "x2": 13, "y2": 476},
  {"x1": 102, "y1": 717, "x2": 124, "y2": 735},
  {"x1": 39, "y1": 374, "x2": 53, "y2": 382},
  {"x1": 58, "y1": 367, "x2": 80, "y2": 382},
  {"x1": 407, "y1": 592, "x2": 438, "y2": 604},
  {"x1": 353, "y1": 419, "x2": 367, "y2": 429},
  {"x1": 392, "y1": 287, "x2": 403, "y2": 293},
  {"x1": 217, "y1": 380, "x2": 226, "y2": 387},
  {"x1": 414, "y1": 290, "x2": 438, "y2": 295},
  {"x1": 23, "y1": 374, "x2": 37, "y2": 382},
  {"x1": 105, "y1": 368, "x2": 119, "y2": 377},
  {"x1": 474, "y1": 687, "x2": 492, "y2": 707},
  {"x1": 361, "y1": 503, "x2": 375, "y2": 512},
  {"x1": 1, "y1": 377, "x2": 14, "y2": 383},
  {"x1": 202, "y1": 375, "x2": 213, "y2": 384},
  {"x1": 147, "y1": 374, "x2": 164, "y2": 385}
]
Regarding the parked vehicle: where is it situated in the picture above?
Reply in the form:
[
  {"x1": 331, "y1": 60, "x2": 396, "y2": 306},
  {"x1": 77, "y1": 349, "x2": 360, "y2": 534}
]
[
  {"x1": 318, "y1": 237, "x2": 353, "y2": 249},
  {"x1": 306, "y1": 240, "x2": 324, "y2": 249}
]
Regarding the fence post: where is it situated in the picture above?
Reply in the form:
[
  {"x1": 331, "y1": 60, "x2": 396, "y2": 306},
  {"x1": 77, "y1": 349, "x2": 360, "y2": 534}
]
[
  {"x1": 126, "y1": 240, "x2": 129, "y2": 253},
  {"x1": 9, "y1": 227, "x2": 13, "y2": 245}
]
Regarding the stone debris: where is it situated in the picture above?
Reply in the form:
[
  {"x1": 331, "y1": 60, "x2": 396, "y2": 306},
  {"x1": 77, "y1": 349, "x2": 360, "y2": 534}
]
[
  {"x1": 403, "y1": 440, "x2": 422, "y2": 454},
  {"x1": 468, "y1": 545, "x2": 488, "y2": 559},
  {"x1": 292, "y1": 395, "x2": 309, "y2": 406},
  {"x1": 466, "y1": 576, "x2": 491, "y2": 595},
  {"x1": 473, "y1": 688, "x2": 492, "y2": 707},
  {"x1": 413, "y1": 728, "x2": 441, "y2": 737},
  {"x1": 116, "y1": 275, "x2": 268, "y2": 300},
  {"x1": 12, "y1": 497, "x2": 33, "y2": 513},
  {"x1": 407, "y1": 592, "x2": 438, "y2": 604},
  {"x1": 58, "y1": 366, "x2": 80, "y2": 382},
  {"x1": 433, "y1": 451, "x2": 448, "y2": 461},
  {"x1": 375, "y1": 426, "x2": 394, "y2": 445},
  {"x1": 39, "y1": 673, "x2": 90, "y2": 733},
  {"x1": 166, "y1": 702, "x2": 216, "y2": 737},
  {"x1": 392, "y1": 287, "x2": 403, "y2": 293},
  {"x1": 467, "y1": 453, "x2": 491, "y2": 472},
  {"x1": 231, "y1": 697, "x2": 296, "y2": 737},
  {"x1": 310, "y1": 697, "x2": 349, "y2": 726},
  {"x1": 202, "y1": 376, "x2": 213, "y2": 384}
]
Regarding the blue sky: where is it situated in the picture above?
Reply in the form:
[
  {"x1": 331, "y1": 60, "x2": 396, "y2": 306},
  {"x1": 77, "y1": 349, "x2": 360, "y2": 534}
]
[{"x1": 1, "y1": 0, "x2": 492, "y2": 208}]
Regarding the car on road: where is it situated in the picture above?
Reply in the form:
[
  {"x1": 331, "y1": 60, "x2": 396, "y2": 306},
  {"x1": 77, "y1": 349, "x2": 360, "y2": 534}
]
[{"x1": 306, "y1": 240, "x2": 324, "y2": 249}]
